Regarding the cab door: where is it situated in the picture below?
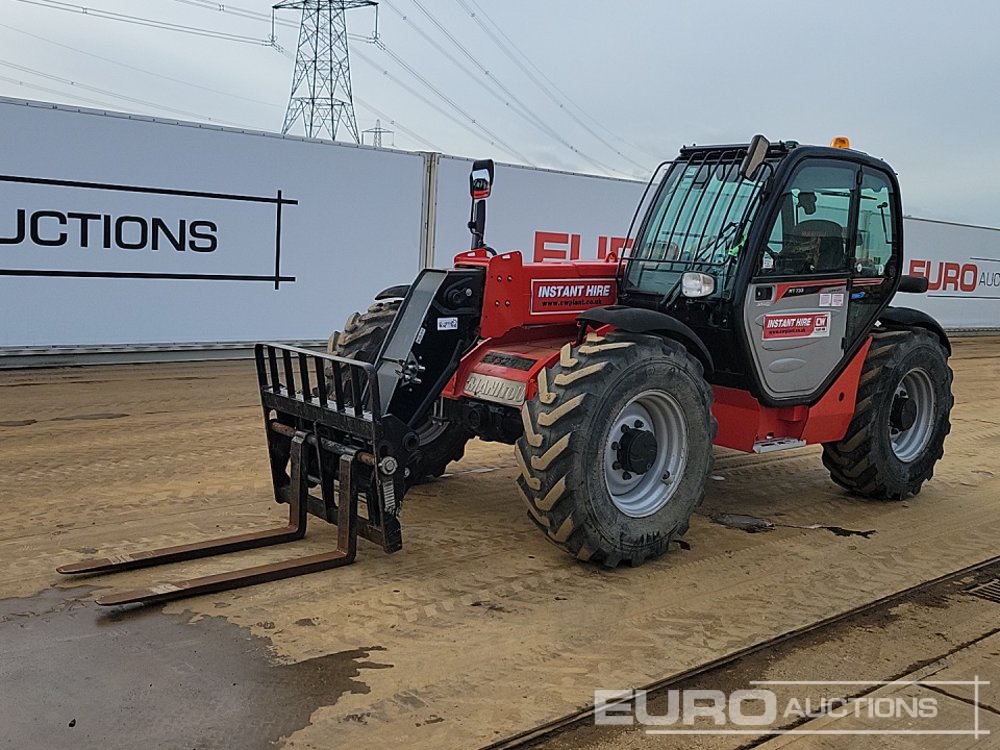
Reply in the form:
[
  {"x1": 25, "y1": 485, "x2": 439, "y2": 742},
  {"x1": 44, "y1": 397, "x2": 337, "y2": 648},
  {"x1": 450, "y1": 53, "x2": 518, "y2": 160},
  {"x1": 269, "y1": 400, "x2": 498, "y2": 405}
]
[{"x1": 742, "y1": 159, "x2": 859, "y2": 402}]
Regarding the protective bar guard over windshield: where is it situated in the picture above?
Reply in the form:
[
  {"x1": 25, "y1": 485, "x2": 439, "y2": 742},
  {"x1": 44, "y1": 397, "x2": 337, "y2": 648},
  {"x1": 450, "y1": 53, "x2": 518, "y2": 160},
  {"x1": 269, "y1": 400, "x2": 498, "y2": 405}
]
[{"x1": 622, "y1": 145, "x2": 772, "y2": 299}]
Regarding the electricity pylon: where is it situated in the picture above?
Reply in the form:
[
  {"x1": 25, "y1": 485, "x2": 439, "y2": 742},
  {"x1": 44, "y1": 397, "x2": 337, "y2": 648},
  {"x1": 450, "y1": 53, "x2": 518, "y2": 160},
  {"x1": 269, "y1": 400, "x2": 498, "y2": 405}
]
[{"x1": 274, "y1": 0, "x2": 376, "y2": 142}]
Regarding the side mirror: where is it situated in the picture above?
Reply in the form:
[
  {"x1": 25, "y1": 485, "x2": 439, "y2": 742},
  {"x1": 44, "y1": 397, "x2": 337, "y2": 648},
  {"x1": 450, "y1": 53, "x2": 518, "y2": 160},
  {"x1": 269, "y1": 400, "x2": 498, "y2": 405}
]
[
  {"x1": 739, "y1": 134, "x2": 770, "y2": 181},
  {"x1": 470, "y1": 159, "x2": 495, "y2": 200},
  {"x1": 897, "y1": 275, "x2": 929, "y2": 294}
]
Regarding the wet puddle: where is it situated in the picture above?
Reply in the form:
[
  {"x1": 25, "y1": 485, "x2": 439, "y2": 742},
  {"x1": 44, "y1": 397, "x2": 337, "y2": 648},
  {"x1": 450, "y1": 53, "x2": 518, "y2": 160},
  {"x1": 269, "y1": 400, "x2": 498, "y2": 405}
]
[
  {"x1": 711, "y1": 512, "x2": 876, "y2": 539},
  {"x1": 0, "y1": 413, "x2": 129, "y2": 428},
  {"x1": 51, "y1": 412, "x2": 130, "y2": 422},
  {"x1": 0, "y1": 587, "x2": 390, "y2": 749}
]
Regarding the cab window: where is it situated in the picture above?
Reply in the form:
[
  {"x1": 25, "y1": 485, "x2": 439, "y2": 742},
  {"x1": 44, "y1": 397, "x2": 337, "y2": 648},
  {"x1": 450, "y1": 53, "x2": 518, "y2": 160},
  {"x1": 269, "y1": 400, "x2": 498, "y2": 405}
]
[
  {"x1": 855, "y1": 169, "x2": 897, "y2": 278},
  {"x1": 844, "y1": 168, "x2": 900, "y2": 341},
  {"x1": 758, "y1": 161, "x2": 856, "y2": 276}
]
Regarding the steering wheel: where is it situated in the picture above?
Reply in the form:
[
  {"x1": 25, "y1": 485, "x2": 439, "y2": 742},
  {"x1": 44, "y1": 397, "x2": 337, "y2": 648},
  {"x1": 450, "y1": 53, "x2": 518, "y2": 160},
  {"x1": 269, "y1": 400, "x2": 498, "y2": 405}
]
[{"x1": 760, "y1": 245, "x2": 780, "y2": 272}]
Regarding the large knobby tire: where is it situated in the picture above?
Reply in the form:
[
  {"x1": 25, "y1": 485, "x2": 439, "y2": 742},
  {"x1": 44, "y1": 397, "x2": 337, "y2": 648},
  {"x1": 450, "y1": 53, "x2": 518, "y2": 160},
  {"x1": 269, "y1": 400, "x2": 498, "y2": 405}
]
[
  {"x1": 329, "y1": 299, "x2": 472, "y2": 483},
  {"x1": 822, "y1": 328, "x2": 953, "y2": 500},
  {"x1": 516, "y1": 332, "x2": 716, "y2": 567}
]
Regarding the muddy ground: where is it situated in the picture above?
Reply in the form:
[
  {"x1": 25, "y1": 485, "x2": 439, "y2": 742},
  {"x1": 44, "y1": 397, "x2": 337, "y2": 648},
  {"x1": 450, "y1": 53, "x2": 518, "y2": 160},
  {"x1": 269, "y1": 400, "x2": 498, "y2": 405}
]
[{"x1": 1, "y1": 337, "x2": 998, "y2": 749}]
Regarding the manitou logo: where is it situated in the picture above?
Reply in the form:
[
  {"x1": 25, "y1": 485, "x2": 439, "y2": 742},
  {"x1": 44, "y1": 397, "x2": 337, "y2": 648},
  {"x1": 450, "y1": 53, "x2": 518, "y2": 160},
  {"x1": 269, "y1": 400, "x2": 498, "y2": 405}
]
[
  {"x1": 908, "y1": 259, "x2": 1000, "y2": 292},
  {"x1": 532, "y1": 230, "x2": 633, "y2": 262},
  {"x1": 0, "y1": 209, "x2": 218, "y2": 252}
]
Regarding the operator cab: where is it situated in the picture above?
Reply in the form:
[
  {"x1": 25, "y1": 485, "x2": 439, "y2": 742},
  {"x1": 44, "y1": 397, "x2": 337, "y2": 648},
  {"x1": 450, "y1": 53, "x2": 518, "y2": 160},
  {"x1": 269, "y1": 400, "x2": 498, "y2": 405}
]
[{"x1": 618, "y1": 136, "x2": 903, "y2": 405}]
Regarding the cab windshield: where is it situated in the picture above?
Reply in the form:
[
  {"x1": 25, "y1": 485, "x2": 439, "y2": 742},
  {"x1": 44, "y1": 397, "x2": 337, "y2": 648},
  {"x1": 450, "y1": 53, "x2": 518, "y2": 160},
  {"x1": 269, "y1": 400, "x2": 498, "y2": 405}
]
[{"x1": 623, "y1": 150, "x2": 772, "y2": 299}]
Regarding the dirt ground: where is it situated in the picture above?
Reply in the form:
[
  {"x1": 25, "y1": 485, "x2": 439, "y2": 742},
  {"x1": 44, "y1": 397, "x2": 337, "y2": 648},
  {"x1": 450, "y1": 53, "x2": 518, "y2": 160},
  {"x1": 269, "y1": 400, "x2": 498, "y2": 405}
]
[{"x1": 1, "y1": 337, "x2": 998, "y2": 750}]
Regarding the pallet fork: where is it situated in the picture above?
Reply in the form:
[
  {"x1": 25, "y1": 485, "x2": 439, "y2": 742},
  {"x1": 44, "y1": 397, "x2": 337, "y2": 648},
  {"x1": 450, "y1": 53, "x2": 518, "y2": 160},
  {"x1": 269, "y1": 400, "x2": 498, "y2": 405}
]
[{"x1": 58, "y1": 344, "x2": 414, "y2": 606}]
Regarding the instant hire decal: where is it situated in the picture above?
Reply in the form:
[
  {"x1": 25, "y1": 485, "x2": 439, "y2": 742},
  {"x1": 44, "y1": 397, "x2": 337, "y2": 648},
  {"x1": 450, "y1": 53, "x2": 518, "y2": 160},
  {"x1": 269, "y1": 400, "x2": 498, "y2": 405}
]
[
  {"x1": 529, "y1": 278, "x2": 616, "y2": 315},
  {"x1": 762, "y1": 312, "x2": 831, "y2": 340}
]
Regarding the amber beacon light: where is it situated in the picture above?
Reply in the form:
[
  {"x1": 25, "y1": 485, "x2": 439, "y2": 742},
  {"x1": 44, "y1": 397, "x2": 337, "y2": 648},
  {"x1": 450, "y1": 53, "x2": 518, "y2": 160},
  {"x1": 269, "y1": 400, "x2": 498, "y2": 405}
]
[{"x1": 830, "y1": 136, "x2": 851, "y2": 148}]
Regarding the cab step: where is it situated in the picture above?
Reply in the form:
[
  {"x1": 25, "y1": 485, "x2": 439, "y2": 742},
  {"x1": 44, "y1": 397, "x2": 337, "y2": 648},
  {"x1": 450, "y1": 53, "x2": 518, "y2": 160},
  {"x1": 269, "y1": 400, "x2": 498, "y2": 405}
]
[{"x1": 752, "y1": 437, "x2": 807, "y2": 453}]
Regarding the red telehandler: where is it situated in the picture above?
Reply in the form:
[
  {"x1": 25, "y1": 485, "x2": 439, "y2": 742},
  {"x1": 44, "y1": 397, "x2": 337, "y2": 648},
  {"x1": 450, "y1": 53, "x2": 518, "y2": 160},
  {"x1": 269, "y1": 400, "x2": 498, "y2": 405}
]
[{"x1": 61, "y1": 136, "x2": 953, "y2": 605}]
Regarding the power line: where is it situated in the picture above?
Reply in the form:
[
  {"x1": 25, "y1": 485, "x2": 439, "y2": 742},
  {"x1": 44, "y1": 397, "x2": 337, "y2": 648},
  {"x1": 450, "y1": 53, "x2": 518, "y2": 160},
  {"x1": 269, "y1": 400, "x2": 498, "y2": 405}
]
[
  {"x1": 319, "y1": 44, "x2": 526, "y2": 162},
  {"x1": 0, "y1": 72, "x2": 253, "y2": 129},
  {"x1": 13, "y1": 0, "x2": 273, "y2": 46},
  {"x1": 168, "y1": 0, "x2": 375, "y2": 44},
  {"x1": 0, "y1": 72, "x2": 139, "y2": 110},
  {"x1": 380, "y1": 0, "x2": 626, "y2": 177},
  {"x1": 462, "y1": 0, "x2": 657, "y2": 162},
  {"x1": 363, "y1": 42, "x2": 534, "y2": 164},
  {"x1": 0, "y1": 58, "x2": 252, "y2": 126},
  {"x1": 0, "y1": 21, "x2": 282, "y2": 109},
  {"x1": 455, "y1": 0, "x2": 658, "y2": 168},
  {"x1": 401, "y1": 0, "x2": 627, "y2": 177}
]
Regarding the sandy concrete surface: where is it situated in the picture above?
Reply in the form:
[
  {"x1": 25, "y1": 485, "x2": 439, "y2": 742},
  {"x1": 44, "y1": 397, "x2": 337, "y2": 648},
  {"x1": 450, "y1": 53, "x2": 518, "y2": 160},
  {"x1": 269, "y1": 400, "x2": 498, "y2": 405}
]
[{"x1": 0, "y1": 336, "x2": 998, "y2": 749}]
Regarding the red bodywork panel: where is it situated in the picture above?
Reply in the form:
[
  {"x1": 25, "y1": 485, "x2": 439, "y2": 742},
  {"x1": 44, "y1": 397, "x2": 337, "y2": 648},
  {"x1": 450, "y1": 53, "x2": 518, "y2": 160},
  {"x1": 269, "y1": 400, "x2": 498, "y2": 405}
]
[
  {"x1": 444, "y1": 248, "x2": 868, "y2": 452},
  {"x1": 453, "y1": 249, "x2": 617, "y2": 339},
  {"x1": 711, "y1": 337, "x2": 872, "y2": 451},
  {"x1": 442, "y1": 332, "x2": 570, "y2": 404}
]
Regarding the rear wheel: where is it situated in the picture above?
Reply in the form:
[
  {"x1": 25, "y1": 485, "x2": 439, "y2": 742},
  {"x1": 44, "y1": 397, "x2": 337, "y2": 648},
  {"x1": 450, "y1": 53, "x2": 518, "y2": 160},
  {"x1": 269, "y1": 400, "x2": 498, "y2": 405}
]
[
  {"x1": 329, "y1": 298, "x2": 472, "y2": 483},
  {"x1": 822, "y1": 328, "x2": 953, "y2": 500},
  {"x1": 516, "y1": 332, "x2": 716, "y2": 566}
]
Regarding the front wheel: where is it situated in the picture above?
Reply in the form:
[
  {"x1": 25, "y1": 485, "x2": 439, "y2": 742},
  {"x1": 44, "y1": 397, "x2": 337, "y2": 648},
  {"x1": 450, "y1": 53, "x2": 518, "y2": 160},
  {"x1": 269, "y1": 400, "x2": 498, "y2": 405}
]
[
  {"x1": 516, "y1": 332, "x2": 716, "y2": 567},
  {"x1": 822, "y1": 328, "x2": 953, "y2": 499}
]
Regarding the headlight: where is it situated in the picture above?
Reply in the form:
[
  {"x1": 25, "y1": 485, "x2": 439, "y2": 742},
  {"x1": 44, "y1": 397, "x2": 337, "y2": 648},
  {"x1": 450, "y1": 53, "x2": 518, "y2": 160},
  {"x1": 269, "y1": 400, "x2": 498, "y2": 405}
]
[{"x1": 681, "y1": 272, "x2": 715, "y2": 298}]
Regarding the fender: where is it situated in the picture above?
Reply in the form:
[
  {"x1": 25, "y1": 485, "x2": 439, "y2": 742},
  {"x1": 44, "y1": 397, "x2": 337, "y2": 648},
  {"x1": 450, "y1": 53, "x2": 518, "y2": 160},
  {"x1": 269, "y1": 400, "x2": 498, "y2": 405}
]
[
  {"x1": 375, "y1": 283, "x2": 411, "y2": 300},
  {"x1": 577, "y1": 305, "x2": 714, "y2": 376},
  {"x1": 878, "y1": 306, "x2": 951, "y2": 354}
]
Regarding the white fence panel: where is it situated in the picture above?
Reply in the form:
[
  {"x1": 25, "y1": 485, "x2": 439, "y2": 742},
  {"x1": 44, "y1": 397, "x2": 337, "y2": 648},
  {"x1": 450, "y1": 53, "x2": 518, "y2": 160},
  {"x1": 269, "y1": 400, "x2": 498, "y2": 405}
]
[
  {"x1": 0, "y1": 98, "x2": 425, "y2": 348},
  {"x1": 2, "y1": 97, "x2": 996, "y2": 353},
  {"x1": 431, "y1": 155, "x2": 644, "y2": 268},
  {"x1": 902, "y1": 217, "x2": 1000, "y2": 329}
]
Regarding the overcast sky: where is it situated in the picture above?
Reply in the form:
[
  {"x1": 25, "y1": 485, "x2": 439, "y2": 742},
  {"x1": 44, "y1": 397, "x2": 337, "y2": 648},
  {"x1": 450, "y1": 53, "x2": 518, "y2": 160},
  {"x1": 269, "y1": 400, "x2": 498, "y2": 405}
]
[{"x1": 2, "y1": 0, "x2": 998, "y2": 226}]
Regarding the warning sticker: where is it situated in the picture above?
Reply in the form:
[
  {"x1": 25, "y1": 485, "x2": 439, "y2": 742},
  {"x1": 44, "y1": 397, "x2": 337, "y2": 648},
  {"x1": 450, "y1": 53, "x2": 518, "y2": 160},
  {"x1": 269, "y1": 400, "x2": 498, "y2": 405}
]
[
  {"x1": 763, "y1": 312, "x2": 831, "y2": 340},
  {"x1": 819, "y1": 292, "x2": 845, "y2": 307}
]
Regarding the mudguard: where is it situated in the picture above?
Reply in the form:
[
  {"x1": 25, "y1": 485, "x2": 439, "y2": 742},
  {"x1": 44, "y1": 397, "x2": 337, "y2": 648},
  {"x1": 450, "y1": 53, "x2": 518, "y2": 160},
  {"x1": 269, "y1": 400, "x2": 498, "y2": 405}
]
[
  {"x1": 577, "y1": 305, "x2": 714, "y2": 376},
  {"x1": 375, "y1": 284, "x2": 411, "y2": 300},
  {"x1": 878, "y1": 306, "x2": 951, "y2": 355}
]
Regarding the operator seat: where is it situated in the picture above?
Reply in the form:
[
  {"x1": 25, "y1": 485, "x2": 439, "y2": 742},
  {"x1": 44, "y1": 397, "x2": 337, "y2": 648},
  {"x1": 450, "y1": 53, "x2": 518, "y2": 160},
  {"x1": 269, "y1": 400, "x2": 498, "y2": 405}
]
[{"x1": 786, "y1": 219, "x2": 846, "y2": 272}]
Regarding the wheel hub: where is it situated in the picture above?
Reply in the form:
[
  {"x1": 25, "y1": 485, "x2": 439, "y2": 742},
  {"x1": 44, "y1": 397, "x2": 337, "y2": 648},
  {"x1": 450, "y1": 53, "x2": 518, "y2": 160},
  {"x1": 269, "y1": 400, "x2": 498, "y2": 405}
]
[
  {"x1": 615, "y1": 424, "x2": 658, "y2": 476},
  {"x1": 890, "y1": 394, "x2": 917, "y2": 431},
  {"x1": 604, "y1": 390, "x2": 689, "y2": 519},
  {"x1": 889, "y1": 367, "x2": 936, "y2": 462}
]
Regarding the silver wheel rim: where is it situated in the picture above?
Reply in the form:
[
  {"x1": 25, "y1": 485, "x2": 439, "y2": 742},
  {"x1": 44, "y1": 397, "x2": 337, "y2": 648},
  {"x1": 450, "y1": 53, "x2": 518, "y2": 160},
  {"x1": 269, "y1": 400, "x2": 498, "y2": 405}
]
[
  {"x1": 890, "y1": 367, "x2": 935, "y2": 462},
  {"x1": 603, "y1": 389, "x2": 688, "y2": 518}
]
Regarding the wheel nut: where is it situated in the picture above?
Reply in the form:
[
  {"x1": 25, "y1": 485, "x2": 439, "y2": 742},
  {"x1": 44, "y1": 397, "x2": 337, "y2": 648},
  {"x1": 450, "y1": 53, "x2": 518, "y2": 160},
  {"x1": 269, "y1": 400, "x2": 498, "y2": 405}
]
[
  {"x1": 622, "y1": 471, "x2": 632, "y2": 480},
  {"x1": 612, "y1": 461, "x2": 622, "y2": 470},
  {"x1": 634, "y1": 420, "x2": 643, "y2": 429},
  {"x1": 611, "y1": 442, "x2": 619, "y2": 451}
]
